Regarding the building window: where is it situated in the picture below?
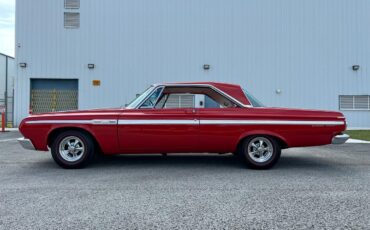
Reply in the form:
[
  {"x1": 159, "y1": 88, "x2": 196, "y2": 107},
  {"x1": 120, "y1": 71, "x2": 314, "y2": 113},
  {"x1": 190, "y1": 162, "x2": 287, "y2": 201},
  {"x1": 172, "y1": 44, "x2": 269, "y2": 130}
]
[
  {"x1": 339, "y1": 95, "x2": 370, "y2": 110},
  {"x1": 64, "y1": 0, "x2": 80, "y2": 9},
  {"x1": 64, "y1": 12, "x2": 80, "y2": 29}
]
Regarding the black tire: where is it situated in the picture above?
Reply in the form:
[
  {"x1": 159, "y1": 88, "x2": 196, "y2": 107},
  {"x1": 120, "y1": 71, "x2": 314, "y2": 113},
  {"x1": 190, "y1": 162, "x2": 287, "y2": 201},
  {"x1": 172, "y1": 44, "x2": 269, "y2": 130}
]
[
  {"x1": 51, "y1": 130, "x2": 95, "y2": 169},
  {"x1": 238, "y1": 136, "x2": 281, "y2": 169}
]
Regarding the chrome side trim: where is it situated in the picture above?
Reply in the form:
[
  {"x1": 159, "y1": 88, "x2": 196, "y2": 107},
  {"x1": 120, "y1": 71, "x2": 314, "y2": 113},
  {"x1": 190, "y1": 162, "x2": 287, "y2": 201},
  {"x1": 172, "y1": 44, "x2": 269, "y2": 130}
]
[
  {"x1": 118, "y1": 119, "x2": 198, "y2": 125},
  {"x1": 200, "y1": 120, "x2": 345, "y2": 126},
  {"x1": 118, "y1": 119, "x2": 344, "y2": 125},
  {"x1": 34, "y1": 113, "x2": 120, "y2": 117},
  {"x1": 26, "y1": 120, "x2": 92, "y2": 124},
  {"x1": 332, "y1": 134, "x2": 350, "y2": 144},
  {"x1": 24, "y1": 119, "x2": 345, "y2": 126},
  {"x1": 26, "y1": 120, "x2": 118, "y2": 125},
  {"x1": 18, "y1": 138, "x2": 36, "y2": 150},
  {"x1": 92, "y1": 119, "x2": 118, "y2": 125}
]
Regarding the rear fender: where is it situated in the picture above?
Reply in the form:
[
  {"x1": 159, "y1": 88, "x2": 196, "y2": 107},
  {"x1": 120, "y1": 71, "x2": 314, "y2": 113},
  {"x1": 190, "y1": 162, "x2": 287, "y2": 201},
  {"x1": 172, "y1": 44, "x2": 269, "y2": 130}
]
[{"x1": 238, "y1": 130, "x2": 290, "y2": 148}]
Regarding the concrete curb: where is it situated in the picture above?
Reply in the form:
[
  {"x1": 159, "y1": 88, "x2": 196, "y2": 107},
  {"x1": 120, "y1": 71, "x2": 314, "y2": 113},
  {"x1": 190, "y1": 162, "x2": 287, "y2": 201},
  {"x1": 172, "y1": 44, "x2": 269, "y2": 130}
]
[
  {"x1": 347, "y1": 138, "x2": 370, "y2": 144},
  {"x1": 4, "y1": 128, "x2": 19, "y2": 132}
]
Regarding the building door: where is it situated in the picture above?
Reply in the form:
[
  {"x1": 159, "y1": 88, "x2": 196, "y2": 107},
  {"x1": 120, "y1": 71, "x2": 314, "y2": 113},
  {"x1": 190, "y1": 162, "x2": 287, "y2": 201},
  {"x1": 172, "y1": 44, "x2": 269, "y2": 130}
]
[{"x1": 30, "y1": 79, "x2": 78, "y2": 114}]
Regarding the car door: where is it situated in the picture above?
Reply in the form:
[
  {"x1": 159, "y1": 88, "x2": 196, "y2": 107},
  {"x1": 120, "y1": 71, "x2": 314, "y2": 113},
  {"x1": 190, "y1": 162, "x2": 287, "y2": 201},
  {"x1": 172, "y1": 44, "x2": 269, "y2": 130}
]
[
  {"x1": 198, "y1": 107, "x2": 248, "y2": 153},
  {"x1": 117, "y1": 108, "x2": 199, "y2": 153}
]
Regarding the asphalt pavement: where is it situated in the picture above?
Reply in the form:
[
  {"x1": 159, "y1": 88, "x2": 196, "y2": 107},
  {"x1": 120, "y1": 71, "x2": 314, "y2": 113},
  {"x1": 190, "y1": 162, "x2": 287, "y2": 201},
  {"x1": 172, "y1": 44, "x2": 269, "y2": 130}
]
[{"x1": 0, "y1": 131, "x2": 370, "y2": 229}]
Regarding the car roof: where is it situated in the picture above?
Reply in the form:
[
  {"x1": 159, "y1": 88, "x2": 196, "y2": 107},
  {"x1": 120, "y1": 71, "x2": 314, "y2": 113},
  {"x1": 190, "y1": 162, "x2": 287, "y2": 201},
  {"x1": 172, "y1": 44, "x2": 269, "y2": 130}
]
[{"x1": 157, "y1": 82, "x2": 251, "y2": 106}]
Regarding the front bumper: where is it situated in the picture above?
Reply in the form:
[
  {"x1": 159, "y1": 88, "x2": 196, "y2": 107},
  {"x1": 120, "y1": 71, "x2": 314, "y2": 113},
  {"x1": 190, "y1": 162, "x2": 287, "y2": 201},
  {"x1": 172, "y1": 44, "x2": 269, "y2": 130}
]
[
  {"x1": 332, "y1": 134, "x2": 350, "y2": 144},
  {"x1": 18, "y1": 138, "x2": 36, "y2": 150}
]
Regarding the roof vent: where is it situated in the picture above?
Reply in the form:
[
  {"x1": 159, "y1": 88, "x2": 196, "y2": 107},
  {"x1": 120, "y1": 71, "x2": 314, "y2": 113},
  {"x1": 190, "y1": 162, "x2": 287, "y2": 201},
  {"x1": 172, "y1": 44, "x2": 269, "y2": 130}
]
[
  {"x1": 64, "y1": 12, "x2": 80, "y2": 29},
  {"x1": 64, "y1": 0, "x2": 80, "y2": 9}
]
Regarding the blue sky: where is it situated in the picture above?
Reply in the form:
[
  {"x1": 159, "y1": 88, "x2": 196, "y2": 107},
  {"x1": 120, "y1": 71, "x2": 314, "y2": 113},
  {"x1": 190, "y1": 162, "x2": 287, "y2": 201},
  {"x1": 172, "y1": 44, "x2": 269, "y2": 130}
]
[{"x1": 0, "y1": 0, "x2": 15, "y2": 57}]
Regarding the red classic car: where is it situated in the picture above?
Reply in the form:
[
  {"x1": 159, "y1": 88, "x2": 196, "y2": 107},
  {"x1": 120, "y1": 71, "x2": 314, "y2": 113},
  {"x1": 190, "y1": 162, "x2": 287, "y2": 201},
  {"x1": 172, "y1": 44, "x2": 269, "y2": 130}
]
[{"x1": 18, "y1": 82, "x2": 349, "y2": 169}]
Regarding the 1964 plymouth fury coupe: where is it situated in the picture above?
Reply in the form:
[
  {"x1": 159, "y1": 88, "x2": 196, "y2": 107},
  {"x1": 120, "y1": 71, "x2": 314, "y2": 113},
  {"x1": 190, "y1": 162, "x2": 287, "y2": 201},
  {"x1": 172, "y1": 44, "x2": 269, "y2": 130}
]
[{"x1": 18, "y1": 82, "x2": 349, "y2": 169}]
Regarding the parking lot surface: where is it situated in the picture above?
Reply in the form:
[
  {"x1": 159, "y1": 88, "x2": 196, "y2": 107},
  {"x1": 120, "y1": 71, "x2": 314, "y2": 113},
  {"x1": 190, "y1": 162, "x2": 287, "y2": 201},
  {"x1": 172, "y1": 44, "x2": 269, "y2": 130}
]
[{"x1": 0, "y1": 131, "x2": 370, "y2": 229}]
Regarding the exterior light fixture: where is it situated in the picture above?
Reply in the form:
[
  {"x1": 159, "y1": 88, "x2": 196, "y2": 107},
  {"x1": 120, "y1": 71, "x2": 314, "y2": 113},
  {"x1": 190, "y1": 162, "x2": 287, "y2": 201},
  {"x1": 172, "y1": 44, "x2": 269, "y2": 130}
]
[
  {"x1": 352, "y1": 65, "x2": 360, "y2": 71},
  {"x1": 88, "y1": 64, "x2": 95, "y2": 69},
  {"x1": 19, "y1": 63, "x2": 27, "y2": 68},
  {"x1": 203, "y1": 64, "x2": 210, "y2": 70}
]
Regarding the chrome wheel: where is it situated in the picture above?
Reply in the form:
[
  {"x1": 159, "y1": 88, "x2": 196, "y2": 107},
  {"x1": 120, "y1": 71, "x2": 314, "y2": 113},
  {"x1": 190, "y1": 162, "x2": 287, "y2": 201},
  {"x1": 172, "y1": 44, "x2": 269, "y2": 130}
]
[
  {"x1": 59, "y1": 136, "x2": 85, "y2": 162},
  {"x1": 247, "y1": 137, "x2": 274, "y2": 163}
]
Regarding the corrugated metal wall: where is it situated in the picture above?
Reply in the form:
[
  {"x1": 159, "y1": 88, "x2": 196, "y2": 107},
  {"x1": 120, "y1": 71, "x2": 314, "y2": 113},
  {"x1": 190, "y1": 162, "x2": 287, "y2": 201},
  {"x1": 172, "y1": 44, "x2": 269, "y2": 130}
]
[{"x1": 15, "y1": 0, "x2": 370, "y2": 127}]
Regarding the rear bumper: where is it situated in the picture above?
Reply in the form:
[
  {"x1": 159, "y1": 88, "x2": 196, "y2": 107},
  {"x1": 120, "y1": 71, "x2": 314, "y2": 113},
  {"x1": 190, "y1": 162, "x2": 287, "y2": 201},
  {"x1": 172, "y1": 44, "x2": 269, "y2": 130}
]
[
  {"x1": 332, "y1": 134, "x2": 349, "y2": 144},
  {"x1": 18, "y1": 138, "x2": 36, "y2": 150}
]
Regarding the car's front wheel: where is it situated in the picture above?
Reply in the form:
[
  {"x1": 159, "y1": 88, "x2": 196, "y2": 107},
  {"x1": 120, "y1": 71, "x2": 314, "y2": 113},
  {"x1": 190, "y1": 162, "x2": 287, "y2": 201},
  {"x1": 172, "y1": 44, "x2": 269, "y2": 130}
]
[
  {"x1": 239, "y1": 136, "x2": 281, "y2": 169},
  {"x1": 51, "y1": 130, "x2": 95, "y2": 169}
]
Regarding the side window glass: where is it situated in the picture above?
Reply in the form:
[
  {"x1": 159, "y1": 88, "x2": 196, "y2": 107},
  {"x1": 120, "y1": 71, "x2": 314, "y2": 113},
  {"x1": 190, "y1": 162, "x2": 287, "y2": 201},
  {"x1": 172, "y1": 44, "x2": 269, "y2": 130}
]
[
  {"x1": 140, "y1": 87, "x2": 163, "y2": 109},
  {"x1": 204, "y1": 95, "x2": 221, "y2": 108},
  {"x1": 155, "y1": 94, "x2": 167, "y2": 109},
  {"x1": 160, "y1": 93, "x2": 233, "y2": 109},
  {"x1": 153, "y1": 88, "x2": 239, "y2": 109}
]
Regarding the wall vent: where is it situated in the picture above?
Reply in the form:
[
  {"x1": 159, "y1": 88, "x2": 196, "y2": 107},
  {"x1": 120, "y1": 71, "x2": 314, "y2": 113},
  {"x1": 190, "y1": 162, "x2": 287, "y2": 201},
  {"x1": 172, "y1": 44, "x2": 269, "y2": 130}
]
[
  {"x1": 339, "y1": 95, "x2": 370, "y2": 110},
  {"x1": 64, "y1": 12, "x2": 80, "y2": 29},
  {"x1": 64, "y1": 0, "x2": 80, "y2": 9}
]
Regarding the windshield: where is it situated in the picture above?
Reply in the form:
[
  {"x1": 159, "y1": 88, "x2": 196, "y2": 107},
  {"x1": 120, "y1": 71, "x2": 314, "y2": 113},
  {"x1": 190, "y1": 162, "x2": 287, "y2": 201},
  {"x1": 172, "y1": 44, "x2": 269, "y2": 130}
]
[
  {"x1": 125, "y1": 86, "x2": 155, "y2": 109},
  {"x1": 242, "y1": 89, "x2": 265, "y2": 107}
]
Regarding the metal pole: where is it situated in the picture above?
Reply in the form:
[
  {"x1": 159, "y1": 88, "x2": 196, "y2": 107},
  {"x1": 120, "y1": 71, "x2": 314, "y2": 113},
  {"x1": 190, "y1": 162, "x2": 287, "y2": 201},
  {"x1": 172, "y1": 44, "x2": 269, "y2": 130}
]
[
  {"x1": 12, "y1": 88, "x2": 15, "y2": 127},
  {"x1": 4, "y1": 56, "x2": 8, "y2": 127},
  {"x1": 1, "y1": 112, "x2": 4, "y2": 132}
]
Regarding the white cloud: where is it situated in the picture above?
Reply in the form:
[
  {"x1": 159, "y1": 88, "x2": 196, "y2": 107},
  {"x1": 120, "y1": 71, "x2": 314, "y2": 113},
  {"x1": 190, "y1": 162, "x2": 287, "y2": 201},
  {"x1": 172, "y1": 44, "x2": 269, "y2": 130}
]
[
  {"x1": 0, "y1": 27, "x2": 14, "y2": 57},
  {"x1": 0, "y1": 0, "x2": 15, "y2": 7},
  {"x1": 0, "y1": 0, "x2": 15, "y2": 56},
  {"x1": 0, "y1": 15, "x2": 14, "y2": 27}
]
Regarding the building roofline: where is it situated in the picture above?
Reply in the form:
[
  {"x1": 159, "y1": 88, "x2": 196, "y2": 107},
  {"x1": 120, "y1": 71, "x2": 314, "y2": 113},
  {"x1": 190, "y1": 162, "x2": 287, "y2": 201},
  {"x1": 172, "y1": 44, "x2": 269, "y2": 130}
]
[{"x1": 0, "y1": 53, "x2": 15, "y2": 59}]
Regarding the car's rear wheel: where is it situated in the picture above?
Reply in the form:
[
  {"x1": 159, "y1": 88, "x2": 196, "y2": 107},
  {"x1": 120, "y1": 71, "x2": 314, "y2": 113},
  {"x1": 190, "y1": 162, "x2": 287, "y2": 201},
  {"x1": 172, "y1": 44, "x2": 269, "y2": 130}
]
[
  {"x1": 51, "y1": 130, "x2": 95, "y2": 169},
  {"x1": 239, "y1": 136, "x2": 281, "y2": 169}
]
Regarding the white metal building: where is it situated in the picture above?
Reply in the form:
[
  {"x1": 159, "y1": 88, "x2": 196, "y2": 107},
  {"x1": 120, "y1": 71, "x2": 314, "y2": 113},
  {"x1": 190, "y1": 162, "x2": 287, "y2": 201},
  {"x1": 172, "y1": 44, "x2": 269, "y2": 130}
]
[{"x1": 15, "y1": 0, "x2": 370, "y2": 128}]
